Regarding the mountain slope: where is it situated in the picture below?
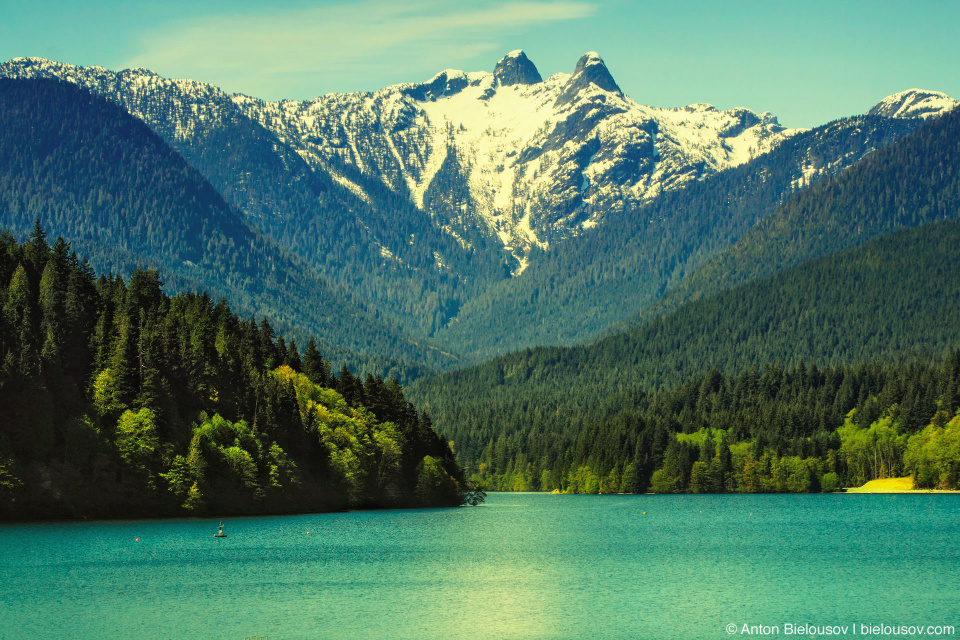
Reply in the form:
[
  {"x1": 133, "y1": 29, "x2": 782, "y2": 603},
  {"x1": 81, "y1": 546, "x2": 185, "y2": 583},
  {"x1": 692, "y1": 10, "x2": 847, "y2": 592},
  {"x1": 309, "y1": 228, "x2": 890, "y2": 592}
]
[
  {"x1": 1, "y1": 56, "x2": 955, "y2": 362},
  {"x1": 0, "y1": 230, "x2": 470, "y2": 518},
  {"x1": 629, "y1": 104, "x2": 960, "y2": 329},
  {"x1": 868, "y1": 89, "x2": 957, "y2": 119},
  {"x1": 0, "y1": 77, "x2": 446, "y2": 376},
  {"x1": 408, "y1": 108, "x2": 960, "y2": 466},
  {"x1": 411, "y1": 213, "x2": 960, "y2": 472},
  {"x1": 0, "y1": 53, "x2": 798, "y2": 347},
  {"x1": 428, "y1": 112, "x2": 931, "y2": 358},
  {"x1": 233, "y1": 50, "x2": 794, "y2": 258},
  {"x1": 0, "y1": 57, "x2": 504, "y2": 341}
]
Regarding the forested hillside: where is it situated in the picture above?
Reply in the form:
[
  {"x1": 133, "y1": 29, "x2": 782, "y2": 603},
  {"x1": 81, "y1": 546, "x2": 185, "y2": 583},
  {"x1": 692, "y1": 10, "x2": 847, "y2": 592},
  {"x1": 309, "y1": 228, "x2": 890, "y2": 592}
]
[
  {"x1": 168, "y1": 102, "x2": 510, "y2": 341},
  {"x1": 0, "y1": 77, "x2": 449, "y2": 377},
  {"x1": 629, "y1": 105, "x2": 960, "y2": 328},
  {"x1": 410, "y1": 104, "x2": 960, "y2": 481},
  {"x1": 470, "y1": 354, "x2": 960, "y2": 495},
  {"x1": 410, "y1": 215, "x2": 960, "y2": 485},
  {"x1": 0, "y1": 227, "x2": 481, "y2": 519}
]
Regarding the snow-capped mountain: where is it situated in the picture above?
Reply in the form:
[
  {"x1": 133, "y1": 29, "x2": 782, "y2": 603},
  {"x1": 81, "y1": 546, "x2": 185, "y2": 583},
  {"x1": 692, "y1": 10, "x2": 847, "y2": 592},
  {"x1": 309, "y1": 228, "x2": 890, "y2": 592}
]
[
  {"x1": 4, "y1": 53, "x2": 953, "y2": 274},
  {"x1": 231, "y1": 50, "x2": 795, "y2": 266},
  {"x1": 0, "y1": 52, "x2": 797, "y2": 269},
  {"x1": 0, "y1": 58, "x2": 241, "y2": 141}
]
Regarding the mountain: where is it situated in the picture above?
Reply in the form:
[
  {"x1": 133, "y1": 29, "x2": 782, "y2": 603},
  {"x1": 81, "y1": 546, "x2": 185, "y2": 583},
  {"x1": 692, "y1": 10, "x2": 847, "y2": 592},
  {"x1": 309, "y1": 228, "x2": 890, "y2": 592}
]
[
  {"x1": 627, "y1": 102, "x2": 960, "y2": 330},
  {"x1": 407, "y1": 106, "x2": 960, "y2": 471},
  {"x1": 1, "y1": 56, "x2": 955, "y2": 362},
  {"x1": 427, "y1": 112, "x2": 932, "y2": 357},
  {"x1": 868, "y1": 89, "x2": 957, "y2": 119},
  {"x1": 0, "y1": 53, "x2": 794, "y2": 346},
  {"x1": 0, "y1": 57, "x2": 504, "y2": 342},
  {"x1": 231, "y1": 50, "x2": 793, "y2": 261},
  {"x1": 412, "y1": 214, "x2": 960, "y2": 478},
  {"x1": 0, "y1": 77, "x2": 446, "y2": 377}
]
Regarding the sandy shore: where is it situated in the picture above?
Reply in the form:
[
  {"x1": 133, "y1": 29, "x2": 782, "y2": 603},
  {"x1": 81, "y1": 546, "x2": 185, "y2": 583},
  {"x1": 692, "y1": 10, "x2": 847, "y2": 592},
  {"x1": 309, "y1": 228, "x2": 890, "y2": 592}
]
[{"x1": 845, "y1": 477, "x2": 960, "y2": 493}]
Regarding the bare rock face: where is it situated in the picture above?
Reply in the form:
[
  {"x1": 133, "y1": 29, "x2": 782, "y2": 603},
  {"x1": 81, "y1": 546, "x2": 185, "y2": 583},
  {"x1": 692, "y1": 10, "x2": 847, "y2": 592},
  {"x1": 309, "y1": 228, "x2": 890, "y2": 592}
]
[
  {"x1": 555, "y1": 52, "x2": 622, "y2": 108},
  {"x1": 493, "y1": 50, "x2": 543, "y2": 87}
]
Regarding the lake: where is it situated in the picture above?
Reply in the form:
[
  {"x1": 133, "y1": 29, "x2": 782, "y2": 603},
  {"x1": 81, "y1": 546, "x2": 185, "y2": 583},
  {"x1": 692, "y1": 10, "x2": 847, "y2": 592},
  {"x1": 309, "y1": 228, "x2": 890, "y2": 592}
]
[{"x1": 2, "y1": 492, "x2": 959, "y2": 639}]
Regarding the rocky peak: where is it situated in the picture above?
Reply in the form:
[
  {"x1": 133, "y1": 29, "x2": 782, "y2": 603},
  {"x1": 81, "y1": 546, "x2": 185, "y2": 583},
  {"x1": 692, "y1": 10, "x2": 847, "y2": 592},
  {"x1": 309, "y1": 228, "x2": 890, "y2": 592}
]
[
  {"x1": 555, "y1": 51, "x2": 622, "y2": 108},
  {"x1": 402, "y1": 69, "x2": 471, "y2": 101},
  {"x1": 493, "y1": 50, "x2": 543, "y2": 87}
]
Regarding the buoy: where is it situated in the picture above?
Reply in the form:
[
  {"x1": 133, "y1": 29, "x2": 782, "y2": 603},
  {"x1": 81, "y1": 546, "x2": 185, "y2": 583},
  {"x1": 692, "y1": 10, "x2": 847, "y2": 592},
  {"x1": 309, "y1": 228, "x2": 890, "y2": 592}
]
[
  {"x1": 135, "y1": 538, "x2": 139, "y2": 542},
  {"x1": 307, "y1": 531, "x2": 310, "y2": 535}
]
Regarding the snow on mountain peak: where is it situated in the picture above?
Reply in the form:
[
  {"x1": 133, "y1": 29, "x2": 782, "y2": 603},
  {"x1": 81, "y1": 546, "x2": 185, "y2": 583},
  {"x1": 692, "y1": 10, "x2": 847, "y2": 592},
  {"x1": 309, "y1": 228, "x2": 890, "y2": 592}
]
[{"x1": 868, "y1": 89, "x2": 958, "y2": 119}]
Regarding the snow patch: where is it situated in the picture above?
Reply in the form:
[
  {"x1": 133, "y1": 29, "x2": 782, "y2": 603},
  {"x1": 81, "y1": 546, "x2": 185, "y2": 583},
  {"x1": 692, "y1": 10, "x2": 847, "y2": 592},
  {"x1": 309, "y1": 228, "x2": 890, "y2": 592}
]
[{"x1": 869, "y1": 89, "x2": 958, "y2": 119}]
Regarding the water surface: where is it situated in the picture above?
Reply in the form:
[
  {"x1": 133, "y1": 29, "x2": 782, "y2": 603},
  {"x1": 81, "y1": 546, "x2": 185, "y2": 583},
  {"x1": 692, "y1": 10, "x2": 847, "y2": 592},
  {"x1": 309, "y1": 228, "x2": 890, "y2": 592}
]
[{"x1": 2, "y1": 493, "x2": 959, "y2": 639}]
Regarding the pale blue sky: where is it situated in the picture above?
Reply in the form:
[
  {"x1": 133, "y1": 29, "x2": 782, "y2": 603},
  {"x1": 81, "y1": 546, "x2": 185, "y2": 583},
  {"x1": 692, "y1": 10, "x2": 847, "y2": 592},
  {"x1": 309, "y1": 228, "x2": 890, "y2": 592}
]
[{"x1": 2, "y1": 0, "x2": 957, "y2": 128}]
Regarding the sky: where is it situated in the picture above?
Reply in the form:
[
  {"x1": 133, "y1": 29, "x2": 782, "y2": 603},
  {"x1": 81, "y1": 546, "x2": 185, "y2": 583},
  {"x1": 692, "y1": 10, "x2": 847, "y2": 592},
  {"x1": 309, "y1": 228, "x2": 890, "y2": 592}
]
[{"x1": 1, "y1": 0, "x2": 957, "y2": 128}]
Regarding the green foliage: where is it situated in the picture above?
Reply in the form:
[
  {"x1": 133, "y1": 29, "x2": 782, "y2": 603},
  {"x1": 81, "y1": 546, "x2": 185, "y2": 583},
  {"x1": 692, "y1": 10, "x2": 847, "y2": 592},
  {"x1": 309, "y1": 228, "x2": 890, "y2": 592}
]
[
  {"x1": 427, "y1": 348, "x2": 960, "y2": 494},
  {"x1": 115, "y1": 408, "x2": 160, "y2": 484},
  {"x1": 837, "y1": 411, "x2": 907, "y2": 486},
  {"x1": 415, "y1": 455, "x2": 461, "y2": 507},
  {"x1": 92, "y1": 368, "x2": 125, "y2": 421},
  {"x1": 904, "y1": 415, "x2": 960, "y2": 489},
  {"x1": 0, "y1": 228, "x2": 479, "y2": 519},
  {"x1": 821, "y1": 472, "x2": 840, "y2": 493}
]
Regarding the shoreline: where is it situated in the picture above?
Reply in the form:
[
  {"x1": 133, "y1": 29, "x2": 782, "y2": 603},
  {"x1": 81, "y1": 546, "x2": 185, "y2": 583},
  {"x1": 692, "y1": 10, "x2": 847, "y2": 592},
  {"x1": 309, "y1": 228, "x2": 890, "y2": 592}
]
[
  {"x1": 844, "y1": 488, "x2": 960, "y2": 494},
  {"x1": 843, "y1": 476, "x2": 960, "y2": 494}
]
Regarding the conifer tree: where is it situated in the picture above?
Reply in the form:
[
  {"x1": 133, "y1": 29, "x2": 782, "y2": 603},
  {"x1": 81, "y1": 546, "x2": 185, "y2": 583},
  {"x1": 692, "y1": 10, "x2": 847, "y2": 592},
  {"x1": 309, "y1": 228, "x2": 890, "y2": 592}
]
[{"x1": 302, "y1": 338, "x2": 327, "y2": 386}]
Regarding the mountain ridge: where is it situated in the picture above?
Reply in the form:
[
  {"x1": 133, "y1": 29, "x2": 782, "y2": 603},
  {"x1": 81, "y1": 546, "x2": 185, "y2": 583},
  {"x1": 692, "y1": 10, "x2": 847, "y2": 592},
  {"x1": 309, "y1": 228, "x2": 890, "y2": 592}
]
[
  {"x1": 0, "y1": 77, "x2": 445, "y2": 378},
  {"x1": 0, "y1": 53, "x2": 799, "y2": 264},
  {"x1": 1, "y1": 55, "x2": 955, "y2": 363}
]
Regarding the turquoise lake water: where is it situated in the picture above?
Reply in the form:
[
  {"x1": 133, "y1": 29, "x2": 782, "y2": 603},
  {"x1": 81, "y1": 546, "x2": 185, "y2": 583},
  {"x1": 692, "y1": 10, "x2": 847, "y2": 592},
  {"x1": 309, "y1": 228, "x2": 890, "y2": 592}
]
[{"x1": 2, "y1": 493, "x2": 959, "y2": 639}]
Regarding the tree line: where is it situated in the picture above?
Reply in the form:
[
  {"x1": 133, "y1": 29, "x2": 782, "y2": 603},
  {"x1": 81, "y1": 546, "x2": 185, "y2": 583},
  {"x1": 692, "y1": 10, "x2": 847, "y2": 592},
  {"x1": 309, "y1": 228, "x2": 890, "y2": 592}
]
[
  {"x1": 0, "y1": 223, "x2": 482, "y2": 519},
  {"x1": 412, "y1": 210, "x2": 960, "y2": 475},
  {"x1": 466, "y1": 354, "x2": 960, "y2": 493}
]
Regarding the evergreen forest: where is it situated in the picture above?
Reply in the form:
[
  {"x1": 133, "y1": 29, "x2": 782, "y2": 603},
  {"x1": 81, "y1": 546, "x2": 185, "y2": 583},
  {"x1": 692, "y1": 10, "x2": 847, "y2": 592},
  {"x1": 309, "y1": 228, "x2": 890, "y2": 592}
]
[
  {"x1": 461, "y1": 354, "x2": 960, "y2": 494},
  {"x1": 410, "y1": 107, "x2": 960, "y2": 492},
  {"x1": 0, "y1": 225, "x2": 482, "y2": 519},
  {"x1": 410, "y1": 216, "x2": 960, "y2": 493}
]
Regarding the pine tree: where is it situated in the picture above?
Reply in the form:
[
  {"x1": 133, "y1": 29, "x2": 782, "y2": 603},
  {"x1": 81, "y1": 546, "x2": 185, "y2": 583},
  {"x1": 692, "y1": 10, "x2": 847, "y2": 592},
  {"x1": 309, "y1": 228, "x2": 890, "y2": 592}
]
[
  {"x1": 302, "y1": 338, "x2": 327, "y2": 386},
  {"x1": 285, "y1": 340, "x2": 302, "y2": 372},
  {"x1": 4, "y1": 264, "x2": 38, "y2": 377}
]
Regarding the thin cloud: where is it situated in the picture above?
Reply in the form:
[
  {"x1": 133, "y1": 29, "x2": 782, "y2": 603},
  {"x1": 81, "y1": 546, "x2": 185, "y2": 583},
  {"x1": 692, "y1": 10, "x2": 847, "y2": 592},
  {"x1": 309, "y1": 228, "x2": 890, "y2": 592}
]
[{"x1": 123, "y1": 1, "x2": 597, "y2": 98}]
